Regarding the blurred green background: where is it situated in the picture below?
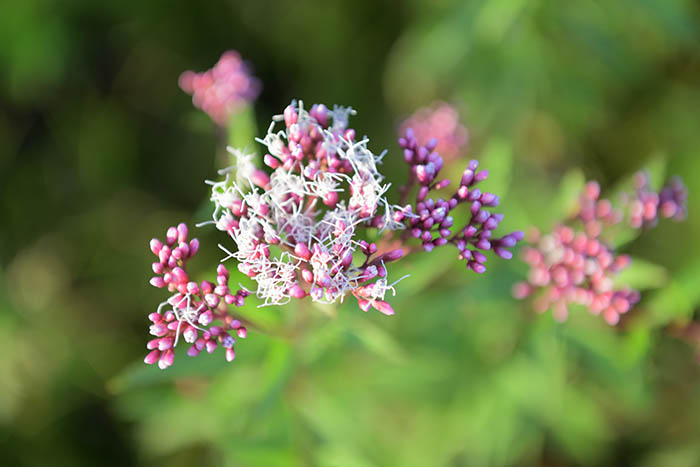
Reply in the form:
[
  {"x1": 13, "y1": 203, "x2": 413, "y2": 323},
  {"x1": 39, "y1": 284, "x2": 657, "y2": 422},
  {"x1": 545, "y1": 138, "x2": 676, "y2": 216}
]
[{"x1": 1, "y1": 0, "x2": 699, "y2": 466}]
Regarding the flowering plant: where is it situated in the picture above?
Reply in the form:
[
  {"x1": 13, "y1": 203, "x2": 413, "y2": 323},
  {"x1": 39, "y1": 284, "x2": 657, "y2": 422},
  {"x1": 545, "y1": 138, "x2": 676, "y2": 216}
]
[
  {"x1": 144, "y1": 100, "x2": 522, "y2": 369},
  {"x1": 514, "y1": 172, "x2": 687, "y2": 325}
]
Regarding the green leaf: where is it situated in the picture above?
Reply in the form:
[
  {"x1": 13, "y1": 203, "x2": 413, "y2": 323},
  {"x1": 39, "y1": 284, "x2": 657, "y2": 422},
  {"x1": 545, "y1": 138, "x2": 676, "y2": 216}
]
[
  {"x1": 478, "y1": 137, "x2": 513, "y2": 199},
  {"x1": 227, "y1": 104, "x2": 258, "y2": 153},
  {"x1": 351, "y1": 318, "x2": 407, "y2": 364},
  {"x1": 647, "y1": 255, "x2": 700, "y2": 324},
  {"x1": 614, "y1": 257, "x2": 668, "y2": 290},
  {"x1": 108, "y1": 346, "x2": 230, "y2": 393},
  {"x1": 554, "y1": 168, "x2": 586, "y2": 220}
]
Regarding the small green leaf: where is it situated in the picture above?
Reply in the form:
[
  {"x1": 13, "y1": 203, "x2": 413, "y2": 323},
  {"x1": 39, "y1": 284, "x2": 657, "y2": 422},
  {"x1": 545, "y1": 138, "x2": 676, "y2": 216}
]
[
  {"x1": 554, "y1": 168, "x2": 586, "y2": 219},
  {"x1": 614, "y1": 257, "x2": 668, "y2": 290}
]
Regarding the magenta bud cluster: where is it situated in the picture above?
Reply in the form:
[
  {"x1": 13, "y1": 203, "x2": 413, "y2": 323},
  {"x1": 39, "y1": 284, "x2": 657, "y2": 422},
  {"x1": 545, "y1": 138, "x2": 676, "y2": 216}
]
[
  {"x1": 514, "y1": 172, "x2": 688, "y2": 325},
  {"x1": 398, "y1": 128, "x2": 523, "y2": 273},
  {"x1": 262, "y1": 103, "x2": 354, "y2": 182},
  {"x1": 513, "y1": 225, "x2": 639, "y2": 325},
  {"x1": 146, "y1": 223, "x2": 249, "y2": 369},
  {"x1": 179, "y1": 50, "x2": 261, "y2": 126},
  {"x1": 144, "y1": 100, "x2": 528, "y2": 369},
  {"x1": 399, "y1": 102, "x2": 468, "y2": 162}
]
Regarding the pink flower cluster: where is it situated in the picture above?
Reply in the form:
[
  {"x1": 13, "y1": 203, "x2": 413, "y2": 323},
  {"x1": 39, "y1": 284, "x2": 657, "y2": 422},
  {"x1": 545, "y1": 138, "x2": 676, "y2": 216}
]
[
  {"x1": 514, "y1": 174, "x2": 688, "y2": 325},
  {"x1": 145, "y1": 99, "x2": 521, "y2": 369},
  {"x1": 205, "y1": 101, "x2": 409, "y2": 315},
  {"x1": 399, "y1": 102, "x2": 468, "y2": 161},
  {"x1": 179, "y1": 50, "x2": 261, "y2": 126},
  {"x1": 146, "y1": 223, "x2": 249, "y2": 368}
]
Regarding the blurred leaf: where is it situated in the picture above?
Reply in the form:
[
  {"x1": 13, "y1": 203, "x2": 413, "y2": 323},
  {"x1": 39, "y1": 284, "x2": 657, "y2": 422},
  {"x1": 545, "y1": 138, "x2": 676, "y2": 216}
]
[
  {"x1": 108, "y1": 347, "x2": 231, "y2": 393},
  {"x1": 228, "y1": 104, "x2": 258, "y2": 153},
  {"x1": 554, "y1": 168, "x2": 586, "y2": 220},
  {"x1": 614, "y1": 257, "x2": 669, "y2": 290},
  {"x1": 478, "y1": 137, "x2": 513, "y2": 198},
  {"x1": 647, "y1": 255, "x2": 700, "y2": 324},
  {"x1": 351, "y1": 318, "x2": 407, "y2": 364}
]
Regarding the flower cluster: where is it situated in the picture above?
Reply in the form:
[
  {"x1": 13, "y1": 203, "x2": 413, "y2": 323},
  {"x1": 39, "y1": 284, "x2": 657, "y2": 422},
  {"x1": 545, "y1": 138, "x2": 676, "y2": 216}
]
[
  {"x1": 628, "y1": 172, "x2": 687, "y2": 228},
  {"x1": 179, "y1": 50, "x2": 261, "y2": 126},
  {"x1": 146, "y1": 223, "x2": 249, "y2": 368},
  {"x1": 399, "y1": 102, "x2": 468, "y2": 161},
  {"x1": 514, "y1": 174, "x2": 688, "y2": 325},
  {"x1": 145, "y1": 100, "x2": 521, "y2": 369},
  {"x1": 203, "y1": 101, "x2": 409, "y2": 315},
  {"x1": 398, "y1": 128, "x2": 523, "y2": 273}
]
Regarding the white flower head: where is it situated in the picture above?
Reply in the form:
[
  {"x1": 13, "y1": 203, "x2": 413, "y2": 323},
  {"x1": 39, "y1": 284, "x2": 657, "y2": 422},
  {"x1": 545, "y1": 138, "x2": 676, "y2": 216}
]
[{"x1": 205, "y1": 100, "x2": 408, "y2": 308}]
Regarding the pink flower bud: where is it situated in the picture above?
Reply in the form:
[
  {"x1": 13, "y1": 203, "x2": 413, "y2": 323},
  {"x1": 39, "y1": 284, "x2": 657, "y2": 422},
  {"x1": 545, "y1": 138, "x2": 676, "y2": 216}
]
[
  {"x1": 144, "y1": 349, "x2": 161, "y2": 365},
  {"x1": 372, "y1": 300, "x2": 395, "y2": 316},
  {"x1": 150, "y1": 277, "x2": 165, "y2": 288},
  {"x1": 150, "y1": 238, "x2": 163, "y2": 256},
  {"x1": 166, "y1": 227, "x2": 178, "y2": 245}
]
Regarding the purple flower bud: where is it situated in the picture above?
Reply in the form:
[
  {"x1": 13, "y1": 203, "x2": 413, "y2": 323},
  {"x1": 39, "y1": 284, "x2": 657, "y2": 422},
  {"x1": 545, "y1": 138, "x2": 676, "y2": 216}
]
[
  {"x1": 404, "y1": 149, "x2": 414, "y2": 164},
  {"x1": 434, "y1": 179, "x2": 451, "y2": 190},
  {"x1": 463, "y1": 225, "x2": 478, "y2": 237},
  {"x1": 484, "y1": 216, "x2": 500, "y2": 231},
  {"x1": 474, "y1": 210, "x2": 490, "y2": 224},
  {"x1": 418, "y1": 186, "x2": 429, "y2": 202},
  {"x1": 480, "y1": 192, "x2": 498, "y2": 206},
  {"x1": 441, "y1": 216, "x2": 454, "y2": 228},
  {"x1": 383, "y1": 249, "x2": 404, "y2": 262},
  {"x1": 473, "y1": 251, "x2": 487, "y2": 263},
  {"x1": 476, "y1": 239, "x2": 491, "y2": 250},
  {"x1": 461, "y1": 169, "x2": 474, "y2": 186},
  {"x1": 470, "y1": 201, "x2": 481, "y2": 215}
]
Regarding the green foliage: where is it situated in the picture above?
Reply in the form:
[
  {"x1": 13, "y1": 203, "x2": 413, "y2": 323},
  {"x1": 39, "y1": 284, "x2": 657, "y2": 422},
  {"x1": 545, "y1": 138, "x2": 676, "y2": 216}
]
[{"x1": 2, "y1": 0, "x2": 700, "y2": 466}]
